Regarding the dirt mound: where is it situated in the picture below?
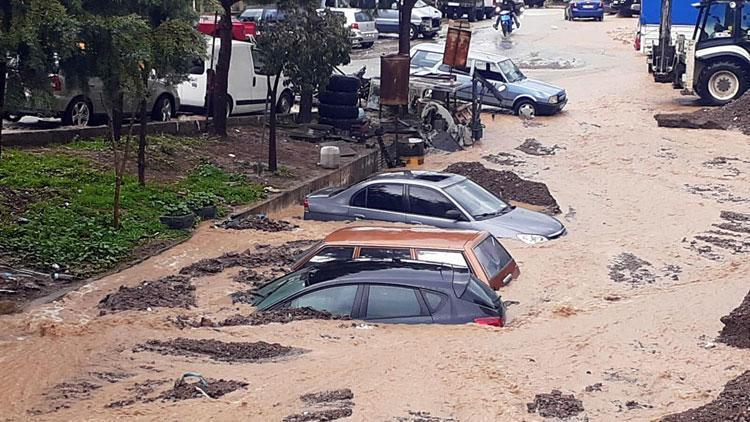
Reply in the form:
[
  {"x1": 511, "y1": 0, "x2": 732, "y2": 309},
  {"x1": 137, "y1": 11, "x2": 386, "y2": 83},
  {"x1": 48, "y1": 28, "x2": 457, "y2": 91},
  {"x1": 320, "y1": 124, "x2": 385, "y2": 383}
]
[
  {"x1": 220, "y1": 214, "x2": 298, "y2": 232},
  {"x1": 284, "y1": 388, "x2": 354, "y2": 422},
  {"x1": 233, "y1": 268, "x2": 286, "y2": 288},
  {"x1": 661, "y1": 371, "x2": 750, "y2": 421},
  {"x1": 179, "y1": 240, "x2": 318, "y2": 278},
  {"x1": 135, "y1": 338, "x2": 298, "y2": 363},
  {"x1": 98, "y1": 275, "x2": 195, "y2": 313},
  {"x1": 717, "y1": 289, "x2": 750, "y2": 349},
  {"x1": 527, "y1": 390, "x2": 585, "y2": 418},
  {"x1": 655, "y1": 91, "x2": 750, "y2": 134},
  {"x1": 159, "y1": 378, "x2": 248, "y2": 401},
  {"x1": 301, "y1": 389, "x2": 354, "y2": 404},
  {"x1": 515, "y1": 138, "x2": 564, "y2": 156},
  {"x1": 444, "y1": 162, "x2": 561, "y2": 214}
]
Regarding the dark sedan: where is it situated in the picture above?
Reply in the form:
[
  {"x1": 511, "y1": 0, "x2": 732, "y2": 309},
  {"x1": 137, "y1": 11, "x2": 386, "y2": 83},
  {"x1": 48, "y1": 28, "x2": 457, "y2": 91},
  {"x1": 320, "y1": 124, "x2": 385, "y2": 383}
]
[{"x1": 250, "y1": 260, "x2": 508, "y2": 326}]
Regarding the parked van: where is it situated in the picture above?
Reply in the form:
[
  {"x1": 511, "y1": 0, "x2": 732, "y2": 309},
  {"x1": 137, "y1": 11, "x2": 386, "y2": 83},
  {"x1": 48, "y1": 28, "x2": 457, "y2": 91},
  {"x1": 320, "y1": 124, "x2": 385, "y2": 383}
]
[
  {"x1": 320, "y1": 0, "x2": 442, "y2": 39},
  {"x1": 177, "y1": 37, "x2": 294, "y2": 117}
]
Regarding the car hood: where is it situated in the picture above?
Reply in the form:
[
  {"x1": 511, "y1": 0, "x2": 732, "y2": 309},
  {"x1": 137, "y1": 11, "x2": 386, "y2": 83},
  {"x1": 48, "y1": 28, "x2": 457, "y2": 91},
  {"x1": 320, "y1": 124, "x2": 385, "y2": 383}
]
[
  {"x1": 514, "y1": 78, "x2": 564, "y2": 96},
  {"x1": 474, "y1": 206, "x2": 565, "y2": 239},
  {"x1": 413, "y1": 5, "x2": 442, "y2": 18}
]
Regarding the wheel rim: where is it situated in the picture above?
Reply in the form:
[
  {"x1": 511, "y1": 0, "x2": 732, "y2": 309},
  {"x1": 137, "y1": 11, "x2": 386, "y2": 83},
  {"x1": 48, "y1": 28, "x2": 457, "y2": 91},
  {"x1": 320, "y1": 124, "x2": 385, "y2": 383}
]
[
  {"x1": 72, "y1": 102, "x2": 90, "y2": 127},
  {"x1": 226, "y1": 100, "x2": 232, "y2": 118},
  {"x1": 279, "y1": 95, "x2": 291, "y2": 114},
  {"x1": 518, "y1": 103, "x2": 535, "y2": 118},
  {"x1": 708, "y1": 70, "x2": 740, "y2": 102},
  {"x1": 410, "y1": 27, "x2": 415, "y2": 39},
  {"x1": 160, "y1": 99, "x2": 172, "y2": 121}
]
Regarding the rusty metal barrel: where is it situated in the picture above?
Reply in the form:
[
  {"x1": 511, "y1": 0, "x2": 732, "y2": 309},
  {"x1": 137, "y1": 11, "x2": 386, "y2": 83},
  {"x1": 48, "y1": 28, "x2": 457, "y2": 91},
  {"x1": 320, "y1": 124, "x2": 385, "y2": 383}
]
[{"x1": 380, "y1": 54, "x2": 410, "y2": 106}]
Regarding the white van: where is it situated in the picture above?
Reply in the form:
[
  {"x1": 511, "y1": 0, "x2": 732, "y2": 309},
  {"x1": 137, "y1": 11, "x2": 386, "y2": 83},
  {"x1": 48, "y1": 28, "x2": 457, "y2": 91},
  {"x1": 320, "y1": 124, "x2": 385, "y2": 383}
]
[{"x1": 177, "y1": 37, "x2": 294, "y2": 116}]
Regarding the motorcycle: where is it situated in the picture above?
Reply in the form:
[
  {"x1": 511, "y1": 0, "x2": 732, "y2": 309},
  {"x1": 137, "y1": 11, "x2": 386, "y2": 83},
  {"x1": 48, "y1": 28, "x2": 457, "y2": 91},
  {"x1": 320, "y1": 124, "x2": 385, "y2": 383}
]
[{"x1": 498, "y1": 10, "x2": 513, "y2": 35}]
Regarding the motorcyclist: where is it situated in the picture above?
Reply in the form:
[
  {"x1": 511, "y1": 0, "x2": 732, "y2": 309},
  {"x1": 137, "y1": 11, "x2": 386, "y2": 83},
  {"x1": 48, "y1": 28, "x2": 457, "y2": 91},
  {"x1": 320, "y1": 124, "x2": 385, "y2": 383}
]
[{"x1": 493, "y1": 0, "x2": 520, "y2": 31}]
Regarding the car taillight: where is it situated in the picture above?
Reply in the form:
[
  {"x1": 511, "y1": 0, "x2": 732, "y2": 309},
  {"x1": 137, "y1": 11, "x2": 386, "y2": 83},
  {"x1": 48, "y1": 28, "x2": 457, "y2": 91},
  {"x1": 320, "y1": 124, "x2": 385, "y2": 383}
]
[
  {"x1": 351, "y1": 22, "x2": 359, "y2": 29},
  {"x1": 303, "y1": 198, "x2": 309, "y2": 210},
  {"x1": 51, "y1": 75, "x2": 62, "y2": 91},
  {"x1": 474, "y1": 316, "x2": 504, "y2": 327},
  {"x1": 634, "y1": 33, "x2": 641, "y2": 50}
]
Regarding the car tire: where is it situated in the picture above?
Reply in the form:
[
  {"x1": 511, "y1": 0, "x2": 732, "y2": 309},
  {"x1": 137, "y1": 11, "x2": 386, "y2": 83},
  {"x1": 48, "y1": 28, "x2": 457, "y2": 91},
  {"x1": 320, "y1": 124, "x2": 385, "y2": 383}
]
[
  {"x1": 62, "y1": 97, "x2": 93, "y2": 127},
  {"x1": 319, "y1": 104, "x2": 359, "y2": 119},
  {"x1": 696, "y1": 60, "x2": 748, "y2": 106},
  {"x1": 361, "y1": 41, "x2": 374, "y2": 48},
  {"x1": 326, "y1": 74, "x2": 360, "y2": 93},
  {"x1": 409, "y1": 24, "x2": 419, "y2": 40},
  {"x1": 468, "y1": 10, "x2": 477, "y2": 22},
  {"x1": 151, "y1": 94, "x2": 174, "y2": 122},
  {"x1": 319, "y1": 90, "x2": 358, "y2": 106},
  {"x1": 513, "y1": 99, "x2": 537, "y2": 117},
  {"x1": 4, "y1": 113, "x2": 22, "y2": 122},
  {"x1": 276, "y1": 90, "x2": 294, "y2": 114},
  {"x1": 422, "y1": 31, "x2": 438, "y2": 39}
]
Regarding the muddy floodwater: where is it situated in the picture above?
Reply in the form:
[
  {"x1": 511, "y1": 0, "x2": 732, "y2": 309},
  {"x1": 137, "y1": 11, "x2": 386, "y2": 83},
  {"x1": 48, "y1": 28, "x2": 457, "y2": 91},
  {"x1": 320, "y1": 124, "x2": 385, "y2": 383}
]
[{"x1": 2, "y1": 12, "x2": 750, "y2": 422}]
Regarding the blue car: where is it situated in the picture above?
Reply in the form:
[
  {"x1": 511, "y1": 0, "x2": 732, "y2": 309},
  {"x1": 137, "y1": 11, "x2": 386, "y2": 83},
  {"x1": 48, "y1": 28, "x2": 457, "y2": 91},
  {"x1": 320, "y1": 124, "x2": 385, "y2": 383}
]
[
  {"x1": 409, "y1": 44, "x2": 567, "y2": 116},
  {"x1": 565, "y1": 0, "x2": 604, "y2": 20}
]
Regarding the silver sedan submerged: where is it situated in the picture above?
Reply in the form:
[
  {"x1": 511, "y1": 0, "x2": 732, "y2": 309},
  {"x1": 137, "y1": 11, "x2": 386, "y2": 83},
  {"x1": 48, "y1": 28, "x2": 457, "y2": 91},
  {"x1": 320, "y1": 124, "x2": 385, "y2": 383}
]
[{"x1": 303, "y1": 171, "x2": 566, "y2": 244}]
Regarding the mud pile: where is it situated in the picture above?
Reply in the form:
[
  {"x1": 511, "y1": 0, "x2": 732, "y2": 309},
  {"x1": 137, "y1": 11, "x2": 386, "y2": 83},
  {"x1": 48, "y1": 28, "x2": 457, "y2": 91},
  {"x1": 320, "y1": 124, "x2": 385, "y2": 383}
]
[
  {"x1": 608, "y1": 253, "x2": 656, "y2": 284},
  {"x1": 98, "y1": 275, "x2": 195, "y2": 313},
  {"x1": 159, "y1": 378, "x2": 248, "y2": 401},
  {"x1": 515, "y1": 138, "x2": 563, "y2": 156},
  {"x1": 284, "y1": 389, "x2": 354, "y2": 422},
  {"x1": 687, "y1": 211, "x2": 750, "y2": 260},
  {"x1": 135, "y1": 338, "x2": 298, "y2": 363},
  {"x1": 219, "y1": 308, "x2": 349, "y2": 326},
  {"x1": 482, "y1": 152, "x2": 525, "y2": 167},
  {"x1": 527, "y1": 390, "x2": 584, "y2": 418},
  {"x1": 444, "y1": 162, "x2": 561, "y2": 214},
  {"x1": 655, "y1": 91, "x2": 750, "y2": 134},
  {"x1": 661, "y1": 371, "x2": 750, "y2": 421},
  {"x1": 220, "y1": 214, "x2": 298, "y2": 232},
  {"x1": 717, "y1": 289, "x2": 750, "y2": 349},
  {"x1": 233, "y1": 268, "x2": 285, "y2": 288},
  {"x1": 179, "y1": 240, "x2": 318, "y2": 278}
]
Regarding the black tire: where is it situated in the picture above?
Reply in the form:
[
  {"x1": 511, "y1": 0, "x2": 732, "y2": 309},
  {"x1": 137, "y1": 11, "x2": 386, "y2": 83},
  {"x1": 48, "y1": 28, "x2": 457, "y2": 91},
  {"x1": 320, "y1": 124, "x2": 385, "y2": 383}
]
[
  {"x1": 361, "y1": 42, "x2": 374, "y2": 48},
  {"x1": 62, "y1": 97, "x2": 93, "y2": 127},
  {"x1": 326, "y1": 74, "x2": 360, "y2": 93},
  {"x1": 319, "y1": 90, "x2": 358, "y2": 106},
  {"x1": 151, "y1": 94, "x2": 174, "y2": 122},
  {"x1": 276, "y1": 90, "x2": 294, "y2": 114},
  {"x1": 513, "y1": 98, "x2": 537, "y2": 117},
  {"x1": 422, "y1": 31, "x2": 438, "y2": 39},
  {"x1": 409, "y1": 24, "x2": 418, "y2": 40},
  {"x1": 4, "y1": 113, "x2": 22, "y2": 122},
  {"x1": 468, "y1": 9, "x2": 477, "y2": 22},
  {"x1": 319, "y1": 104, "x2": 359, "y2": 119},
  {"x1": 696, "y1": 60, "x2": 749, "y2": 106}
]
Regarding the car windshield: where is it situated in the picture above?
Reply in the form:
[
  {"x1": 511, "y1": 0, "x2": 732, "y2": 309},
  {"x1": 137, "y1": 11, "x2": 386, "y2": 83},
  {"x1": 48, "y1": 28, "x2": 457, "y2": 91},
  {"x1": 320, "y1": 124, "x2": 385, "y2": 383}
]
[
  {"x1": 240, "y1": 9, "x2": 263, "y2": 21},
  {"x1": 473, "y1": 236, "x2": 512, "y2": 281},
  {"x1": 411, "y1": 50, "x2": 443, "y2": 68},
  {"x1": 498, "y1": 59, "x2": 525, "y2": 83},
  {"x1": 415, "y1": 0, "x2": 429, "y2": 7},
  {"x1": 252, "y1": 270, "x2": 310, "y2": 309},
  {"x1": 444, "y1": 179, "x2": 510, "y2": 219}
]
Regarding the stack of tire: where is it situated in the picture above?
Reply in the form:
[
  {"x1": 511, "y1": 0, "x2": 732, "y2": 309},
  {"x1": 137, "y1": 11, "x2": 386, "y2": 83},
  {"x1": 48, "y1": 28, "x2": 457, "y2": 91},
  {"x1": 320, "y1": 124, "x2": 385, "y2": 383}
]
[{"x1": 319, "y1": 75, "x2": 364, "y2": 131}]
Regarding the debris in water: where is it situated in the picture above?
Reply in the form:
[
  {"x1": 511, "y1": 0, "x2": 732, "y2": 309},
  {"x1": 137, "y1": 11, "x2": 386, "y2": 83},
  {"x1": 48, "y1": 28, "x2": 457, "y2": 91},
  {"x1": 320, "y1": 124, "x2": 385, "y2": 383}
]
[
  {"x1": 688, "y1": 211, "x2": 750, "y2": 260},
  {"x1": 98, "y1": 275, "x2": 195, "y2": 313},
  {"x1": 134, "y1": 338, "x2": 299, "y2": 363},
  {"x1": 395, "y1": 410, "x2": 458, "y2": 421},
  {"x1": 608, "y1": 253, "x2": 657, "y2": 284},
  {"x1": 585, "y1": 383, "x2": 603, "y2": 392},
  {"x1": 444, "y1": 162, "x2": 561, "y2": 214},
  {"x1": 159, "y1": 377, "x2": 247, "y2": 401},
  {"x1": 515, "y1": 138, "x2": 564, "y2": 156},
  {"x1": 176, "y1": 308, "x2": 349, "y2": 328},
  {"x1": 660, "y1": 371, "x2": 750, "y2": 421},
  {"x1": 717, "y1": 289, "x2": 750, "y2": 349},
  {"x1": 482, "y1": 151, "x2": 525, "y2": 166},
  {"x1": 683, "y1": 183, "x2": 749, "y2": 203},
  {"x1": 301, "y1": 389, "x2": 354, "y2": 405},
  {"x1": 527, "y1": 390, "x2": 585, "y2": 418},
  {"x1": 220, "y1": 214, "x2": 298, "y2": 232},
  {"x1": 283, "y1": 408, "x2": 353, "y2": 422},
  {"x1": 284, "y1": 388, "x2": 355, "y2": 422}
]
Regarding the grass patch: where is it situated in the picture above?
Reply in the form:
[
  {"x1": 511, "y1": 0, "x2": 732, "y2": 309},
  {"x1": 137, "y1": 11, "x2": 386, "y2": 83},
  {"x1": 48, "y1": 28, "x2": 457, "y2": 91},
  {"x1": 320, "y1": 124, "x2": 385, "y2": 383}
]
[{"x1": 0, "y1": 149, "x2": 264, "y2": 277}]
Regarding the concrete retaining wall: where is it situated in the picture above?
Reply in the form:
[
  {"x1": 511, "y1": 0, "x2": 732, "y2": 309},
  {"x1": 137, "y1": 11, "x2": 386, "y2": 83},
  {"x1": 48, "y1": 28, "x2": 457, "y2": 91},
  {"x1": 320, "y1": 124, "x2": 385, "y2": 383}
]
[
  {"x1": 231, "y1": 147, "x2": 381, "y2": 218},
  {"x1": 4, "y1": 115, "x2": 265, "y2": 147}
]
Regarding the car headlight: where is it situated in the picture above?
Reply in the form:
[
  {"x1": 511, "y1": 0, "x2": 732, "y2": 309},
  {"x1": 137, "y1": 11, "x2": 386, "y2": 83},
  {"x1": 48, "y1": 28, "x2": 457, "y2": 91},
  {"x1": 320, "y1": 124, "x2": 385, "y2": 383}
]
[
  {"x1": 516, "y1": 234, "x2": 549, "y2": 244},
  {"x1": 548, "y1": 95, "x2": 559, "y2": 104}
]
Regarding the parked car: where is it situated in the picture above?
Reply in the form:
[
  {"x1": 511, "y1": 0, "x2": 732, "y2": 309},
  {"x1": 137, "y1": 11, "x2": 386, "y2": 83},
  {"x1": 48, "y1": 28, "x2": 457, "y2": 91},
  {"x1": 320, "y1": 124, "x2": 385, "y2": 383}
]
[
  {"x1": 251, "y1": 260, "x2": 508, "y2": 326},
  {"x1": 375, "y1": 0, "x2": 442, "y2": 39},
  {"x1": 176, "y1": 37, "x2": 294, "y2": 117},
  {"x1": 327, "y1": 9, "x2": 379, "y2": 48},
  {"x1": 303, "y1": 170, "x2": 566, "y2": 244},
  {"x1": 238, "y1": 7, "x2": 286, "y2": 35},
  {"x1": 6, "y1": 75, "x2": 179, "y2": 128},
  {"x1": 525, "y1": 0, "x2": 546, "y2": 7},
  {"x1": 565, "y1": 0, "x2": 604, "y2": 20},
  {"x1": 292, "y1": 227, "x2": 520, "y2": 289},
  {"x1": 410, "y1": 43, "x2": 567, "y2": 116},
  {"x1": 606, "y1": 0, "x2": 640, "y2": 15}
]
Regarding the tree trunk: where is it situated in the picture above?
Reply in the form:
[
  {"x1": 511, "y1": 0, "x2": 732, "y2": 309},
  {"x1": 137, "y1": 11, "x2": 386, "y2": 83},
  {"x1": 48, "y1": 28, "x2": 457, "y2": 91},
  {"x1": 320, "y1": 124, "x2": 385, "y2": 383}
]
[
  {"x1": 0, "y1": 60, "x2": 6, "y2": 161},
  {"x1": 297, "y1": 88, "x2": 314, "y2": 124},
  {"x1": 138, "y1": 98, "x2": 147, "y2": 185},
  {"x1": 268, "y1": 72, "x2": 281, "y2": 173},
  {"x1": 211, "y1": 5, "x2": 233, "y2": 138},
  {"x1": 398, "y1": 0, "x2": 417, "y2": 55},
  {"x1": 111, "y1": 94, "x2": 125, "y2": 229}
]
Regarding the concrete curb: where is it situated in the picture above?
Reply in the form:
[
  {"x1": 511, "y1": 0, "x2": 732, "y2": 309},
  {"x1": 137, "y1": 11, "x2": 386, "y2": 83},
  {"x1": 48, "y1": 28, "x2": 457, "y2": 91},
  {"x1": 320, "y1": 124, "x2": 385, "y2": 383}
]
[{"x1": 4, "y1": 115, "x2": 267, "y2": 147}]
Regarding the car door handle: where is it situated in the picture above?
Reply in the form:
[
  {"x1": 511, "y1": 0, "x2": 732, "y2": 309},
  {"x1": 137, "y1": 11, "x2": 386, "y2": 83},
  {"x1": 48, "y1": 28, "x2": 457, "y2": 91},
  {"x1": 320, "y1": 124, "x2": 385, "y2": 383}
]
[
  {"x1": 353, "y1": 214, "x2": 365, "y2": 219},
  {"x1": 191, "y1": 81, "x2": 198, "y2": 87},
  {"x1": 502, "y1": 274, "x2": 512, "y2": 286},
  {"x1": 253, "y1": 77, "x2": 256, "y2": 87}
]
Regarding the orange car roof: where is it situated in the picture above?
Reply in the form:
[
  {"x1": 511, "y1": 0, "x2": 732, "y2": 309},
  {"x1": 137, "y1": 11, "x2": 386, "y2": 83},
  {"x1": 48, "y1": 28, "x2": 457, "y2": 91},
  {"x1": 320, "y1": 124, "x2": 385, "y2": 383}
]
[{"x1": 322, "y1": 226, "x2": 486, "y2": 249}]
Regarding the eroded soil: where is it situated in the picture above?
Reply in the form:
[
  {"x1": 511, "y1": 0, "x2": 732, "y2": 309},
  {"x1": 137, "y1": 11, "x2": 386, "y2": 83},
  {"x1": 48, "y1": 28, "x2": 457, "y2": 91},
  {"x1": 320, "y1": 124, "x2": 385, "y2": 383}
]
[
  {"x1": 220, "y1": 215, "x2": 299, "y2": 232},
  {"x1": 717, "y1": 289, "x2": 750, "y2": 349},
  {"x1": 527, "y1": 390, "x2": 585, "y2": 418},
  {"x1": 134, "y1": 338, "x2": 299, "y2": 363},
  {"x1": 661, "y1": 371, "x2": 750, "y2": 422},
  {"x1": 655, "y1": 91, "x2": 750, "y2": 135},
  {"x1": 98, "y1": 275, "x2": 195, "y2": 313}
]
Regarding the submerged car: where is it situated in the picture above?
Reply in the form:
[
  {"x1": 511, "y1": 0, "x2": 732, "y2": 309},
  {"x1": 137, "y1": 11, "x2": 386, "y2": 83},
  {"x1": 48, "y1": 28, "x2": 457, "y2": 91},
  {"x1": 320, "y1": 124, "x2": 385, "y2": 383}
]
[
  {"x1": 565, "y1": 0, "x2": 604, "y2": 20},
  {"x1": 292, "y1": 227, "x2": 520, "y2": 289},
  {"x1": 251, "y1": 260, "x2": 507, "y2": 326},
  {"x1": 410, "y1": 43, "x2": 567, "y2": 116},
  {"x1": 303, "y1": 171, "x2": 566, "y2": 244}
]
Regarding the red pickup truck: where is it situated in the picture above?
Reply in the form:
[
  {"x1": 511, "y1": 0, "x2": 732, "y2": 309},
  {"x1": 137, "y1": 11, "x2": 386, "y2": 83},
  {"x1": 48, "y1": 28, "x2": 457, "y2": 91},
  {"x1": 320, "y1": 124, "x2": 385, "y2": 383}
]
[{"x1": 196, "y1": 15, "x2": 256, "y2": 41}]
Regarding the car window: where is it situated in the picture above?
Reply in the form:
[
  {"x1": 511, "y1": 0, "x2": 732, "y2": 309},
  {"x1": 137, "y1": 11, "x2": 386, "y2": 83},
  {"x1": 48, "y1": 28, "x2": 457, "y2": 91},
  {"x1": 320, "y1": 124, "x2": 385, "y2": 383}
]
[
  {"x1": 461, "y1": 277, "x2": 498, "y2": 309},
  {"x1": 254, "y1": 271, "x2": 309, "y2": 309},
  {"x1": 408, "y1": 186, "x2": 462, "y2": 219},
  {"x1": 306, "y1": 246, "x2": 355, "y2": 266},
  {"x1": 701, "y1": 2, "x2": 734, "y2": 40},
  {"x1": 416, "y1": 250, "x2": 469, "y2": 268},
  {"x1": 411, "y1": 50, "x2": 443, "y2": 68},
  {"x1": 239, "y1": 9, "x2": 263, "y2": 21},
  {"x1": 498, "y1": 59, "x2": 525, "y2": 83},
  {"x1": 444, "y1": 179, "x2": 510, "y2": 219},
  {"x1": 743, "y1": 4, "x2": 750, "y2": 39},
  {"x1": 366, "y1": 285, "x2": 422, "y2": 319},
  {"x1": 251, "y1": 48, "x2": 266, "y2": 75},
  {"x1": 422, "y1": 290, "x2": 446, "y2": 312},
  {"x1": 359, "y1": 247, "x2": 411, "y2": 260},
  {"x1": 473, "y1": 236, "x2": 512, "y2": 280},
  {"x1": 366, "y1": 184, "x2": 404, "y2": 212},
  {"x1": 355, "y1": 11, "x2": 374, "y2": 22},
  {"x1": 290, "y1": 285, "x2": 358, "y2": 316},
  {"x1": 351, "y1": 188, "x2": 367, "y2": 207},
  {"x1": 189, "y1": 58, "x2": 204, "y2": 75},
  {"x1": 475, "y1": 60, "x2": 506, "y2": 82}
]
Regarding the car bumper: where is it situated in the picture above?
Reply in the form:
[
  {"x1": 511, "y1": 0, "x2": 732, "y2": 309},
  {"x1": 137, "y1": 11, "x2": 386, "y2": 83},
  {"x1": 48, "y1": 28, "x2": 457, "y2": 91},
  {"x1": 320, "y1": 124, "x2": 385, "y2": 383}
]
[
  {"x1": 537, "y1": 98, "x2": 567, "y2": 115},
  {"x1": 571, "y1": 8, "x2": 604, "y2": 17},
  {"x1": 352, "y1": 30, "x2": 378, "y2": 46}
]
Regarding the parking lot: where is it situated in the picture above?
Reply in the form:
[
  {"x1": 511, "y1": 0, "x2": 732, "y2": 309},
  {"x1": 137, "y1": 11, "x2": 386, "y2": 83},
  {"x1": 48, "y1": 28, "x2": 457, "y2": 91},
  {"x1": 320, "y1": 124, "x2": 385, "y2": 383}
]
[{"x1": 1, "y1": 8, "x2": 749, "y2": 422}]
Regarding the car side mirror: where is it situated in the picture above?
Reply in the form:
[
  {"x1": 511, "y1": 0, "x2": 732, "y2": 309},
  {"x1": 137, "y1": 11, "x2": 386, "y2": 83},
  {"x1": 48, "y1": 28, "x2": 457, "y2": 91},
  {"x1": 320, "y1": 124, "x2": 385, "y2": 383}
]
[
  {"x1": 446, "y1": 209, "x2": 463, "y2": 220},
  {"x1": 391, "y1": 3, "x2": 399, "y2": 9}
]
